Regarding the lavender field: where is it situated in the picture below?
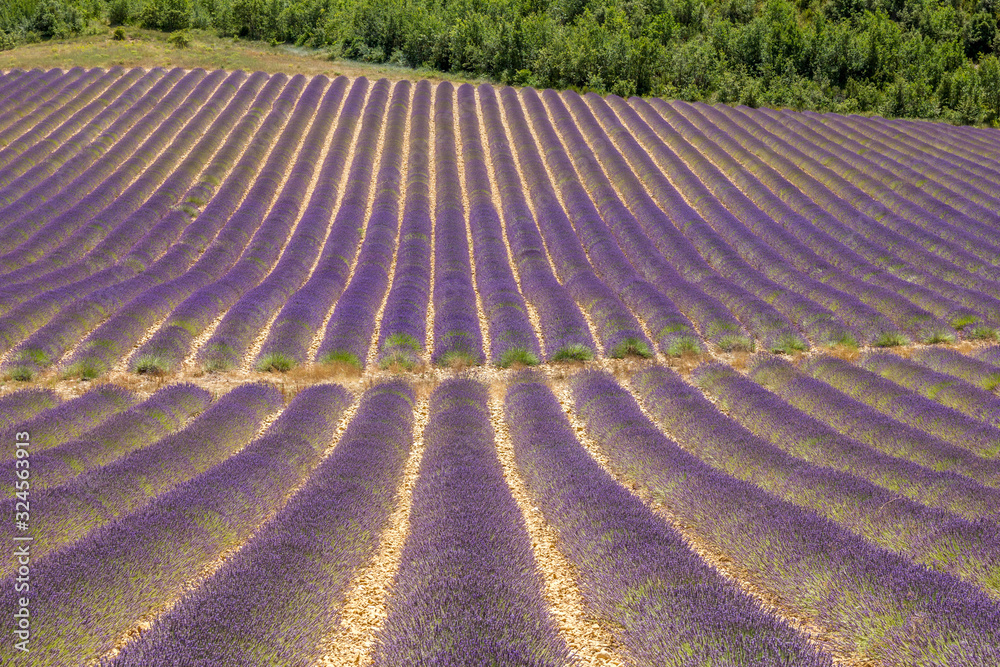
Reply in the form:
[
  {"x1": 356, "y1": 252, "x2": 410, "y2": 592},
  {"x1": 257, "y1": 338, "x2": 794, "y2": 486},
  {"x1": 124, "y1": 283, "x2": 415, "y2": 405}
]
[{"x1": 2, "y1": 66, "x2": 1000, "y2": 666}]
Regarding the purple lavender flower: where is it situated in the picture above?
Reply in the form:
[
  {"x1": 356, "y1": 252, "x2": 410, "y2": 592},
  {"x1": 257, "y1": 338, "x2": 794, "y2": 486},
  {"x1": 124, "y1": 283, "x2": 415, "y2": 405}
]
[{"x1": 373, "y1": 378, "x2": 569, "y2": 665}]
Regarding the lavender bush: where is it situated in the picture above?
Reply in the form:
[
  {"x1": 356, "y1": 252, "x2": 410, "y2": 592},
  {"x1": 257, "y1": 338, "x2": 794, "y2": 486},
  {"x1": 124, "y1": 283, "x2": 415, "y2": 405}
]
[
  {"x1": 570, "y1": 369, "x2": 1000, "y2": 665},
  {"x1": 2, "y1": 382, "x2": 281, "y2": 565},
  {"x1": 506, "y1": 376, "x2": 832, "y2": 666},
  {"x1": 694, "y1": 362, "x2": 1000, "y2": 522},
  {"x1": 373, "y1": 378, "x2": 569, "y2": 665},
  {"x1": 0, "y1": 383, "x2": 210, "y2": 496},
  {"x1": 376, "y1": 81, "x2": 434, "y2": 368},
  {"x1": 112, "y1": 381, "x2": 410, "y2": 666},
  {"x1": 317, "y1": 81, "x2": 412, "y2": 368},
  {"x1": 0, "y1": 383, "x2": 349, "y2": 666},
  {"x1": 749, "y1": 355, "x2": 1000, "y2": 487}
]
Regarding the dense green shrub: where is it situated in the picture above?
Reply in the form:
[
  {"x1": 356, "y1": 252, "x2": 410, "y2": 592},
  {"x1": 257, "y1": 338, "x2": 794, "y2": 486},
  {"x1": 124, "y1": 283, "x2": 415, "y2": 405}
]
[
  {"x1": 139, "y1": 0, "x2": 190, "y2": 32},
  {"x1": 30, "y1": 0, "x2": 85, "y2": 38}
]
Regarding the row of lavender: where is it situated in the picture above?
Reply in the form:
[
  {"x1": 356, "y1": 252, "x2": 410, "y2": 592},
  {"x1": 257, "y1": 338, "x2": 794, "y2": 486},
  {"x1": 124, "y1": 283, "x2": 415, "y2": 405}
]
[
  {"x1": 1, "y1": 342, "x2": 999, "y2": 662},
  {"x1": 0, "y1": 374, "x2": 826, "y2": 666},
  {"x1": 3, "y1": 71, "x2": 1000, "y2": 377},
  {"x1": 0, "y1": 68, "x2": 288, "y2": 377}
]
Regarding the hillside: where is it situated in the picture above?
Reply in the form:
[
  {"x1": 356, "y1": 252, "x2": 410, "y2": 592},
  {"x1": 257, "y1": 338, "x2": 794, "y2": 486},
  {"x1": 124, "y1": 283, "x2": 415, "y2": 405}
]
[
  {"x1": 2, "y1": 66, "x2": 1000, "y2": 666},
  {"x1": 2, "y1": 0, "x2": 1000, "y2": 122}
]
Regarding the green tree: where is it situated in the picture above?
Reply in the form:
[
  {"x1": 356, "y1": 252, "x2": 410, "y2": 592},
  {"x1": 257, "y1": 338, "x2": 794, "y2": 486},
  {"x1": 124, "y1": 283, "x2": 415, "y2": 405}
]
[
  {"x1": 980, "y1": 53, "x2": 1000, "y2": 120},
  {"x1": 140, "y1": 0, "x2": 191, "y2": 31}
]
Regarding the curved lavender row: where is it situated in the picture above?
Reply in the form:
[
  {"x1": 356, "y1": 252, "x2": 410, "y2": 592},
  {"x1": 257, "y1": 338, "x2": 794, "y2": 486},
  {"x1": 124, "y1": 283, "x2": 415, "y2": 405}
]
[
  {"x1": 805, "y1": 355, "x2": 1000, "y2": 459},
  {"x1": 978, "y1": 345, "x2": 1000, "y2": 366},
  {"x1": 500, "y1": 88, "x2": 659, "y2": 358},
  {"x1": 200, "y1": 76, "x2": 364, "y2": 372},
  {"x1": 0, "y1": 71, "x2": 26, "y2": 110},
  {"x1": 317, "y1": 80, "x2": 412, "y2": 368},
  {"x1": 0, "y1": 384, "x2": 136, "y2": 462},
  {"x1": 0, "y1": 68, "x2": 81, "y2": 138},
  {"x1": 554, "y1": 91, "x2": 784, "y2": 352},
  {"x1": 0, "y1": 69, "x2": 245, "y2": 288},
  {"x1": 0, "y1": 68, "x2": 144, "y2": 187},
  {"x1": 3, "y1": 382, "x2": 282, "y2": 572},
  {"x1": 0, "y1": 68, "x2": 27, "y2": 91},
  {"x1": 732, "y1": 106, "x2": 1000, "y2": 291},
  {"x1": 456, "y1": 84, "x2": 541, "y2": 366},
  {"x1": 636, "y1": 97, "x2": 963, "y2": 341},
  {"x1": 255, "y1": 77, "x2": 390, "y2": 370},
  {"x1": 0, "y1": 68, "x2": 103, "y2": 158},
  {"x1": 113, "y1": 382, "x2": 409, "y2": 667},
  {"x1": 0, "y1": 69, "x2": 221, "y2": 272},
  {"x1": 665, "y1": 100, "x2": 996, "y2": 334},
  {"x1": 485, "y1": 100, "x2": 596, "y2": 357},
  {"x1": 634, "y1": 94, "x2": 926, "y2": 344},
  {"x1": 373, "y1": 378, "x2": 568, "y2": 666},
  {"x1": 0, "y1": 69, "x2": 200, "y2": 262},
  {"x1": 913, "y1": 346, "x2": 1000, "y2": 391},
  {"x1": 895, "y1": 114, "x2": 1000, "y2": 159},
  {"x1": 375, "y1": 81, "x2": 433, "y2": 368},
  {"x1": 765, "y1": 109, "x2": 1000, "y2": 271},
  {"x1": 428, "y1": 83, "x2": 485, "y2": 365},
  {"x1": 0, "y1": 68, "x2": 174, "y2": 217},
  {"x1": 0, "y1": 383, "x2": 210, "y2": 498},
  {"x1": 841, "y1": 114, "x2": 1000, "y2": 200},
  {"x1": 944, "y1": 121, "x2": 1000, "y2": 155},
  {"x1": 131, "y1": 75, "x2": 335, "y2": 374},
  {"x1": 810, "y1": 113, "x2": 1000, "y2": 228},
  {"x1": 476, "y1": 87, "x2": 595, "y2": 362},
  {"x1": 0, "y1": 67, "x2": 113, "y2": 165},
  {"x1": 749, "y1": 356, "x2": 1000, "y2": 487},
  {"x1": 1, "y1": 382, "x2": 346, "y2": 667},
  {"x1": 714, "y1": 106, "x2": 1000, "y2": 332},
  {"x1": 0, "y1": 68, "x2": 138, "y2": 178},
  {"x1": 0, "y1": 74, "x2": 283, "y2": 372},
  {"x1": 569, "y1": 90, "x2": 864, "y2": 349},
  {"x1": 693, "y1": 362, "x2": 1000, "y2": 522},
  {"x1": 705, "y1": 103, "x2": 998, "y2": 302},
  {"x1": 867, "y1": 116, "x2": 1000, "y2": 191},
  {"x1": 801, "y1": 109, "x2": 1000, "y2": 226},
  {"x1": 0, "y1": 68, "x2": 164, "y2": 199},
  {"x1": 861, "y1": 353, "x2": 1000, "y2": 429},
  {"x1": 0, "y1": 388, "x2": 59, "y2": 429},
  {"x1": 562, "y1": 89, "x2": 852, "y2": 350},
  {"x1": 633, "y1": 365, "x2": 1000, "y2": 597},
  {"x1": 0, "y1": 70, "x2": 262, "y2": 307},
  {"x1": 0, "y1": 69, "x2": 234, "y2": 284},
  {"x1": 0, "y1": 68, "x2": 202, "y2": 256},
  {"x1": 0, "y1": 69, "x2": 56, "y2": 121},
  {"x1": 525, "y1": 87, "x2": 699, "y2": 357},
  {"x1": 506, "y1": 377, "x2": 831, "y2": 666},
  {"x1": 47, "y1": 75, "x2": 306, "y2": 379},
  {"x1": 572, "y1": 370, "x2": 1000, "y2": 665}
]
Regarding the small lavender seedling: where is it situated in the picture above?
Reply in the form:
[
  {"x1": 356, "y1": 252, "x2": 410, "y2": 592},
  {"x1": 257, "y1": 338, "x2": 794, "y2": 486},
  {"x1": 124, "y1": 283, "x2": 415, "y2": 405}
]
[
  {"x1": 318, "y1": 350, "x2": 362, "y2": 369},
  {"x1": 666, "y1": 335, "x2": 703, "y2": 356},
  {"x1": 610, "y1": 337, "x2": 652, "y2": 359},
  {"x1": 873, "y1": 332, "x2": 909, "y2": 347},
  {"x1": 497, "y1": 347, "x2": 539, "y2": 368},
  {"x1": 256, "y1": 353, "x2": 295, "y2": 373},
  {"x1": 133, "y1": 355, "x2": 169, "y2": 376},
  {"x1": 717, "y1": 334, "x2": 755, "y2": 352},
  {"x1": 551, "y1": 343, "x2": 593, "y2": 362}
]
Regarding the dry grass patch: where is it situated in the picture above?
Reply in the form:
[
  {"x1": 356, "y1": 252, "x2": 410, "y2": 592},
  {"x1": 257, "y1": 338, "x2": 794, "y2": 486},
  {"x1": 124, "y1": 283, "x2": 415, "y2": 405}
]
[{"x1": 0, "y1": 29, "x2": 490, "y2": 85}]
